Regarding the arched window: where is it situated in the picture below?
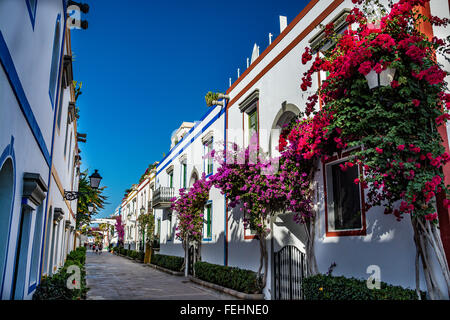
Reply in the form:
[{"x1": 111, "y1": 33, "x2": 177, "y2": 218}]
[
  {"x1": 0, "y1": 158, "x2": 14, "y2": 295},
  {"x1": 49, "y1": 15, "x2": 61, "y2": 107}
]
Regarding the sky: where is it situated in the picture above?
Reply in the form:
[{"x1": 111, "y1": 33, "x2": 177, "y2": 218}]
[{"x1": 71, "y1": 0, "x2": 310, "y2": 219}]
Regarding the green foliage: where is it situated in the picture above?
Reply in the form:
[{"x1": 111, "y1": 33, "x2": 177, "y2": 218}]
[
  {"x1": 137, "y1": 212, "x2": 155, "y2": 245},
  {"x1": 302, "y1": 274, "x2": 425, "y2": 300},
  {"x1": 33, "y1": 247, "x2": 88, "y2": 300},
  {"x1": 73, "y1": 80, "x2": 83, "y2": 101},
  {"x1": 137, "y1": 251, "x2": 145, "y2": 262},
  {"x1": 205, "y1": 91, "x2": 219, "y2": 106},
  {"x1": 194, "y1": 261, "x2": 263, "y2": 294},
  {"x1": 151, "y1": 253, "x2": 184, "y2": 272},
  {"x1": 76, "y1": 170, "x2": 108, "y2": 231}
]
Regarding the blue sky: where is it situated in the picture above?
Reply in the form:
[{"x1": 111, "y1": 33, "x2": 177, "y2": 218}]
[{"x1": 71, "y1": 0, "x2": 309, "y2": 218}]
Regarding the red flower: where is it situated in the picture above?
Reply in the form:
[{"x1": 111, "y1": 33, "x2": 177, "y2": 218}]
[
  {"x1": 375, "y1": 147, "x2": 383, "y2": 154},
  {"x1": 397, "y1": 144, "x2": 405, "y2": 151},
  {"x1": 391, "y1": 80, "x2": 400, "y2": 88},
  {"x1": 354, "y1": 178, "x2": 360, "y2": 184},
  {"x1": 412, "y1": 99, "x2": 420, "y2": 107},
  {"x1": 358, "y1": 61, "x2": 372, "y2": 76}
]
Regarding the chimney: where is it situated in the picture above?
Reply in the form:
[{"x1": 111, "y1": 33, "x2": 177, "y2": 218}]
[{"x1": 279, "y1": 16, "x2": 287, "y2": 33}]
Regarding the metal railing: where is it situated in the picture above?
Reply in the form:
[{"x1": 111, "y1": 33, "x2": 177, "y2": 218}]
[{"x1": 152, "y1": 187, "x2": 175, "y2": 208}]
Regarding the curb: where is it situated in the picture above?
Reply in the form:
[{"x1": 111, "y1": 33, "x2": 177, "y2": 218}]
[
  {"x1": 144, "y1": 263, "x2": 184, "y2": 276},
  {"x1": 189, "y1": 277, "x2": 265, "y2": 300}
]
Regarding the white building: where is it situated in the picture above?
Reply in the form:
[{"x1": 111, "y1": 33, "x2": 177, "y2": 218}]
[
  {"x1": 0, "y1": 0, "x2": 88, "y2": 300},
  {"x1": 152, "y1": 0, "x2": 450, "y2": 300},
  {"x1": 121, "y1": 164, "x2": 157, "y2": 251}
]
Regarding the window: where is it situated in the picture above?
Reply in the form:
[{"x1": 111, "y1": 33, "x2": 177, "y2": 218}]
[
  {"x1": 203, "y1": 202, "x2": 212, "y2": 240},
  {"x1": 324, "y1": 156, "x2": 366, "y2": 236},
  {"x1": 49, "y1": 15, "x2": 61, "y2": 107},
  {"x1": 204, "y1": 138, "x2": 213, "y2": 176},
  {"x1": 56, "y1": 88, "x2": 64, "y2": 131},
  {"x1": 26, "y1": 0, "x2": 38, "y2": 29},
  {"x1": 239, "y1": 89, "x2": 259, "y2": 147},
  {"x1": 182, "y1": 162, "x2": 187, "y2": 189},
  {"x1": 169, "y1": 171, "x2": 173, "y2": 188},
  {"x1": 244, "y1": 209, "x2": 257, "y2": 240},
  {"x1": 67, "y1": 132, "x2": 72, "y2": 170},
  {"x1": 248, "y1": 109, "x2": 258, "y2": 143}
]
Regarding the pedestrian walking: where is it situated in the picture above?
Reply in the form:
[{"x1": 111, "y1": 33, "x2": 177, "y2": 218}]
[
  {"x1": 92, "y1": 243, "x2": 96, "y2": 253},
  {"x1": 95, "y1": 243, "x2": 99, "y2": 254},
  {"x1": 99, "y1": 243, "x2": 103, "y2": 254}
]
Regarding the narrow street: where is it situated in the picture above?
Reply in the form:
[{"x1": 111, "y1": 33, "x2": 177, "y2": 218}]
[{"x1": 85, "y1": 252, "x2": 237, "y2": 300}]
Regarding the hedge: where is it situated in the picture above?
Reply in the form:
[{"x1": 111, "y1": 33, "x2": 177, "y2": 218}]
[
  {"x1": 151, "y1": 253, "x2": 184, "y2": 272},
  {"x1": 302, "y1": 274, "x2": 426, "y2": 300},
  {"x1": 194, "y1": 261, "x2": 262, "y2": 294},
  {"x1": 33, "y1": 247, "x2": 88, "y2": 300}
]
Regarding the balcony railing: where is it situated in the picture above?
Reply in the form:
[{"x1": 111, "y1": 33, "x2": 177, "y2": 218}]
[{"x1": 152, "y1": 187, "x2": 175, "y2": 208}]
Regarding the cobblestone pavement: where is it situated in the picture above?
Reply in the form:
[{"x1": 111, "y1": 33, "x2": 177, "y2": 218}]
[{"x1": 85, "y1": 251, "x2": 237, "y2": 300}]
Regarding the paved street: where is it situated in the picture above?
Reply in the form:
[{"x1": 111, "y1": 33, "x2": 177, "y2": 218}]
[{"x1": 85, "y1": 252, "x2": 237, "y2": 300}]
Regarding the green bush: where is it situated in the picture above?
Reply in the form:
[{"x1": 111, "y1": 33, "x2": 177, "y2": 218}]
[
  {"x1": 66, "y1": 247, "x2": 86, "y2": 264},
  {"x1": 151, "y1": 253, "x2": 184, "y2": 272},
  {"x1": 33, "y1": 247, "x2": 88, "y2": 300},
  {"x1": 302, "y1": 274, "x2": 425, "y2": 300},
  {"x1": 194, "y1": 261, "x2": 262, "y2": 294},
  {"x1": 137, "y1": 251, "x2": 145, "y2": 262}
]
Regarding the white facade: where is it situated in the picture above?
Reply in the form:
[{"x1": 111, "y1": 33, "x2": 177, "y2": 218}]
[
  {"x1": 154, "y1": 105, "x2": 226, "y2": 266},
  {"x1": 149, "y1": 0, "x2": 450, "y2": 300},
  {"x1": 0, "y1": 0, "x2": 85, "y2": 300},
  {"x1": 121, "y1": 166, "x2": 157, "y2": 251}
]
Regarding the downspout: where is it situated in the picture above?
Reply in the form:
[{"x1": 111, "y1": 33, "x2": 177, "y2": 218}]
[{"x1": 224, "y1": 98, "x2": 228, "y2": 266}]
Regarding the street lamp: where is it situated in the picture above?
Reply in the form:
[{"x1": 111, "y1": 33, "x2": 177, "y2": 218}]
[
  {"x1": 88, "y1": 203, "x2": 94, "y2": 213},
  {"x1": 89, "y1": 170, "x2": 102, "y2": 189},
  {"x1": 364, "y1": 67, "x2": 396, "y2": 90},
  {"x1": 64, "y1": 169, "x2": 103, "y2": 201},
  {"x1": 140, "y1": 206, "x2": 146, "y2": 215}
]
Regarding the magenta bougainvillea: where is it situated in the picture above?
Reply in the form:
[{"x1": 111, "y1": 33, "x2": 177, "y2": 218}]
[
  {"x1": 115, "y1": 215, "x2": 125, "y2": 246},
  {"x1": 171, "y1": 173, "x2": 212, "y2": 243}
]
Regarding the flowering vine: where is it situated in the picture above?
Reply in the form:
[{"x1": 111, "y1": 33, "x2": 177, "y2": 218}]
[
  {"x1": 114, "y1": 215, "x2": 125, "y2": 247},
  {"x1": 170, "y1": 173, "x2": 212, "y2": 272},
  {"x1": 294, "y1": 0, "x2": 450, "y2": 298}
]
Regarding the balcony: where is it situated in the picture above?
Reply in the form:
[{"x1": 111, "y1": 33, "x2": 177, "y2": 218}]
[{"x1": 152, "y1": 187, "x2": 175, "y2": 209}]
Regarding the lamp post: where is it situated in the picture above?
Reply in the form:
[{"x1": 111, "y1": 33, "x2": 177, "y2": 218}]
[{"x1": 64, "y1": 169, "x2": 102, "y2": 201}]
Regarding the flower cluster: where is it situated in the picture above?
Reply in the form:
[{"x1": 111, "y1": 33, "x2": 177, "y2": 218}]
[
  {"x1": 170, "y1": 173, "x2": 212, "y2": 243},
  {"x1": 295, "y1": 0, "x2": 450, "y2": 222}
]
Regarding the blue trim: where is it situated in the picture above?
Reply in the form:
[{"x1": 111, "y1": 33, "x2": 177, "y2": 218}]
[
  {"x1": 25, "y1": 0, "x2": 38, "y2": 30},
  {"x1": 27, "y1": 282, "x2": 36, "y2": 294},
  {"x1": 157, "y1": 105, "x2": 220, "y2": 169},
  {"x1": 156, "y1": 106, "x2": 226, "y2": 176},
  {"x1": 48, "y1": 14, "x2": 62, "y2": 109},
  {"x1": 0, "y1": 31, "x2": 51, "y2": 166},
  {"x1": 0, "y1": 137, "x2": 16, "y2": 299}
]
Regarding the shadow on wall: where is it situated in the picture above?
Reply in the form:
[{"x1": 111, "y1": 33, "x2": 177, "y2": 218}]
[{"x1": 313, "y1": 178, "x2": 440, "y2": 291}]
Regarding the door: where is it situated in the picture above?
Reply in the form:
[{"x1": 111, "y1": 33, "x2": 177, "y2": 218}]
[{"x1": 273, "y1": 245, "x2": 307, "y2": 300}]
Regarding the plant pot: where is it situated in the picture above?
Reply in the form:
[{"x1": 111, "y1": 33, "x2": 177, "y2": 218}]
[
  {"x1": 211, "y1": 100, "x2": 224, "y2": 107},
  {"x1": 218, "y1": 93, "x2": 230, "y2": 100}
]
